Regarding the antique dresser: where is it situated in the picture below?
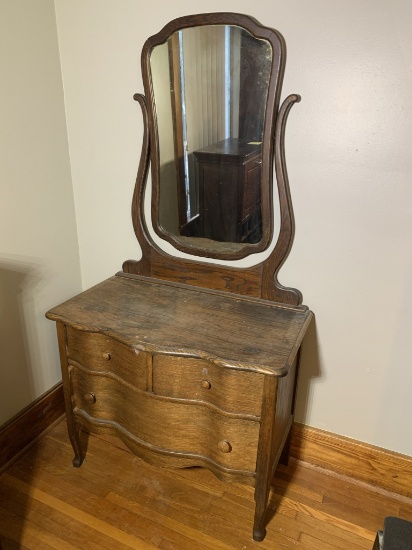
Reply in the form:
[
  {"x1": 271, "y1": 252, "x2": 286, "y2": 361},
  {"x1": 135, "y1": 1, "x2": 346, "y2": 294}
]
[
  {"x1": 46, "y1": 13, "x2": 312, "y2": 542},
  {"x1": 194, "y1": 138, "x2": 262, "y2": 243}
]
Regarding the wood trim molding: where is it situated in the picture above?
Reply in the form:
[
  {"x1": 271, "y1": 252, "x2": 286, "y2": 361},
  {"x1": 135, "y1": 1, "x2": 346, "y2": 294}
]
[
  {"x1": 0, "y1": 382, "x2": 65, "y2": 474},
  {"x1": 291, "y1": 422, "x2": 412, "y2": 499}
]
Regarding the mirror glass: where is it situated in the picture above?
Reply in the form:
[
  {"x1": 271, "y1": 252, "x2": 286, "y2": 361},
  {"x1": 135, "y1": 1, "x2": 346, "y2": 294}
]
[{"x1": 150, "y1": 25, "x2": 272, "y2": 254}]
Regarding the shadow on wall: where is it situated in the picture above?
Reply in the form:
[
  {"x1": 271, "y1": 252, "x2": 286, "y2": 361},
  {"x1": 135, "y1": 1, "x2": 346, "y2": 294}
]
[
  {"x1": 0, "y1": 260, "x2": 42, "y2": 426},
  {"x1": 0, "y1": 260, "x2": 45, "y2": 547},
  {"x1": 294, "y1": 315, "x2": 321, "y2": 425}
]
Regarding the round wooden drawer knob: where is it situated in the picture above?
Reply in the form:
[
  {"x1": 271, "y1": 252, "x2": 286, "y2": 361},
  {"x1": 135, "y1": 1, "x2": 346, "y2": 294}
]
[
  {"x1": 217, "y1": 440, "x2": 232, "y2": 453},
  {"x1": 102, "y1": 352, "x2": 111, "y2": 361},
  {"x1": 201, "y1": 379, "x2": 211, "y2": 389},
  {"x1": 84, "y1": 392, "x2": 96, "y2": 404}
]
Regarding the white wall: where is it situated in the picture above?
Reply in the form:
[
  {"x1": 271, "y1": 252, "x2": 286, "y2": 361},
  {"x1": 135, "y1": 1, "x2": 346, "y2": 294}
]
[
  {"x1": 0, "y1": 1, "x2": 82, "y2": 424},
  {"x1": 54, "y1": 0, "x2": 412, "y2": 456}
]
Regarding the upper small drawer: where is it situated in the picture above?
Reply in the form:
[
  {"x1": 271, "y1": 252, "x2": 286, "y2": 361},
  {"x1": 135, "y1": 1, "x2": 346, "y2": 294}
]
[
  {"x1": 66, "y1": 326, "x2": 147, "y2": 390},
  {"x1": 152, "y1": 355, "x2": 263, "y2": 417}
]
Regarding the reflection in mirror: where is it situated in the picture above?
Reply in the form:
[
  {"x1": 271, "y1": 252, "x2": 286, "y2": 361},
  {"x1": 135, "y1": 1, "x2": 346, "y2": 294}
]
[{"x1": 150, "y1": 25, "x2": 272, "y2": 252}]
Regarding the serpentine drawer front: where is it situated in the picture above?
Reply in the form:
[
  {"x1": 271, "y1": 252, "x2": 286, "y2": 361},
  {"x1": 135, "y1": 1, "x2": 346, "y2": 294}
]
[
  {"x1": 67, "y1": 336, "x2": 263, "y2": 473},
  {"x1": 66, "y1": 326, "x2": 147, "y2": 391},
  {"x1": 152, "y1": 354, "x2": 264, "y2": 417},
  {"x1": 70, "y1": 353, "x2": 260, "y2": 473}
]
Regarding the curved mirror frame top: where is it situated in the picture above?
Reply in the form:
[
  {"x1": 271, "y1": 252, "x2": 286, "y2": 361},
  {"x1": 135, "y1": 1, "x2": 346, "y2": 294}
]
[{"x1": 141, "y1": 13, "x2": 286, "y2": 260}]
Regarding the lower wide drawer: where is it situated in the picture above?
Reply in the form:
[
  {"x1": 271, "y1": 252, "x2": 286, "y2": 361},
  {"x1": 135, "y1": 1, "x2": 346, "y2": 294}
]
[{"x1": 71, "y1": 366, "x2": 259, "y2": 473}]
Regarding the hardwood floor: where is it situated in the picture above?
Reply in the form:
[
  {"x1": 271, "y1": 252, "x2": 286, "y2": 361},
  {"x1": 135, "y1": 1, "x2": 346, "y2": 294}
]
[{"x1": 0, "y1": 420, "x2": 411, "y2": 549}]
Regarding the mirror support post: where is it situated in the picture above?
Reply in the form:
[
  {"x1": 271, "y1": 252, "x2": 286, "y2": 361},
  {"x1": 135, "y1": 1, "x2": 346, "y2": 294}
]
[
  {"x1": 262, "y1": 94, "x2": 303, "y2": 305},
  {"x1": 123, "y1": 94, "x2": 154, "y2": 276}
]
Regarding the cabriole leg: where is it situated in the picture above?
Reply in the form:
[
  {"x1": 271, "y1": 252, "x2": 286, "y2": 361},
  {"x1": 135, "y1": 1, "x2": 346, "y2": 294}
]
[
  {"x1": 69, "y1": 421, "x2": 85, "y2": 467},
  {"x1": 56, "y1": 322, "x2": 85, "y2": 468}
]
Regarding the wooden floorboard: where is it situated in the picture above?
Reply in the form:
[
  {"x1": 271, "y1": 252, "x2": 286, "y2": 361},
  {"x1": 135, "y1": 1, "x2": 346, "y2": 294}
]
[{"x1": 0, "y1": 419, "x2": 411, "y2": 549}]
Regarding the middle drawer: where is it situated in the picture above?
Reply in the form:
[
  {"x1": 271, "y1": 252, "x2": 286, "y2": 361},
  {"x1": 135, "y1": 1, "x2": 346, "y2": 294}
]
[{"x1": 152, "y1": 355, "x2": 263, "y2": 417}]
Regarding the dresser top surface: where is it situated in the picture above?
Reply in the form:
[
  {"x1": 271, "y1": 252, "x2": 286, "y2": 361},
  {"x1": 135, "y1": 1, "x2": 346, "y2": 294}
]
[
  {"x1": 193, "y1": 138, "x2": 261, "y2": 163},
  {"x1": 47, "y1": 274, "x2": 312, "y2": 376}
]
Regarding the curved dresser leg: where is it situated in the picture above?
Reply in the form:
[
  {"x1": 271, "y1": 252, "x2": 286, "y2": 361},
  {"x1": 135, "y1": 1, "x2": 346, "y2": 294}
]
[
  {"x1": 253, "y1": 525, "x2": 267, "y2": 542},
  {"x1": 56, "y1": 322, "x2": 86, "y2": 468},
  {"x1": 70, "y1": 422, "x2": 85, "y2": 467}
]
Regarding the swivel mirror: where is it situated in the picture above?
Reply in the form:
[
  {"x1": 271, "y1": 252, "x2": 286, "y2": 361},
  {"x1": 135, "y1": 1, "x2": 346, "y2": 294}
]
[
  {"x1": 138, "y1": 13, "x2": 289, "y2": 260},
  {"x1": 149, "y1": 22, "x2": 273, "y2": 256},
  {"x1": 47, "y1": 13, "x2": 312, "y2": 543}
]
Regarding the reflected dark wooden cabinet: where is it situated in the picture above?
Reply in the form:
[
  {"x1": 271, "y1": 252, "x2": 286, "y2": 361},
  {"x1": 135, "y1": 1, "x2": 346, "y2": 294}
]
[
  {"x1": 46, "y1": 13, "x2": 312, "y2": 542},
  {"x1": 195, "y1": 138, "x2": 262, "y2": 243}
]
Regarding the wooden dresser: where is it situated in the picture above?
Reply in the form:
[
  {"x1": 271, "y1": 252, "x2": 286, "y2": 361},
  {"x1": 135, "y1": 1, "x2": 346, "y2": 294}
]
[
  {"x1": 46, "y1": 13, "x2": 312, "y2": 542},
  {"x1": 47, "y1": 273, "x2": 312, "y2": 540},
  {"x1": 194, "y1": 138, "x2": 262, "y2": 243}
]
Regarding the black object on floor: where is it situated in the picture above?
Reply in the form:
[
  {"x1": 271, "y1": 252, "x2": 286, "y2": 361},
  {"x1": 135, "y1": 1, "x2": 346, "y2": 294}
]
[{"x1": 373, "y1": 517, "x2": 412, "y2": 550}]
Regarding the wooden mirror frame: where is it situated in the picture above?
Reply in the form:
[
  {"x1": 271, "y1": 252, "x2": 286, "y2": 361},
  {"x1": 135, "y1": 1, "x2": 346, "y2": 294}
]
[{"x1": 123, "y1": 12, "x2": 302, "y2": 306}]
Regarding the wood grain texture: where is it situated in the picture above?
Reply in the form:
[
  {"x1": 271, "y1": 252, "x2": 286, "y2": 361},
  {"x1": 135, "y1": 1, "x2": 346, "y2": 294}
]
[
  {"x1": 253, "y1": 376, "x2": 279, "y2": 540},
  {"x1": 46, "y1": 274, "x2": 312, "y2": 376},
  {"x1": 0, "y1": 383, "x2": 64, "y2": 473},
  {"x1": 66, "y1": 326, "x2": 147, "y2": 391},
  {"x1": 1, "y1": 419, "x2": 411, "y2": 549},
  {"x1": 262, "y1": 94, "x2": 302, "y2": 305},
  {"x1": 71, "y1": 363, "x2": 260, "y2": 473},
  {"x1": 149, "y1": 253, "x2": 264, "y2": 297},
  {"x1": 128, "y1": 92, "x2": 152, "y2": 276},
  {"x1": 291, "y1": 423, "x2": 412, "y2": 499},
  {"x1": 124, "y1": 253, "x2": 267, "y2": 295},
  {"x1": 152, "y1": 355, "x2": 264, "y2": 417},
  {"x1": 57, "y1": 322, "x2": 84, "y2": 468}
]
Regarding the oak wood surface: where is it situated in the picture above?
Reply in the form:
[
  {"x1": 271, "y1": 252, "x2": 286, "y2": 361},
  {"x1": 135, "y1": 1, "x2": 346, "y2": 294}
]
[
  {"x1": 291, "y1": 423, "x2": 412, "y2": 499},
  {"x1": 47, "y1": 274, "x2": 312, "y2": 376},
  {"x1": 1, "y1": 419, "x2": 411, "y2": 549},
  {"x1": 148, "y1": 255, "x2": 264, "y2": 296},
  {"x1": 66, "y1": 326, "x2": 148, "y2": 391},
  {"x1": 71, "y1": 363, "x2": 260, "y2": 473},
  {"x1": 152, "y1": 354, "x2": 264, "y2": 416}
]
